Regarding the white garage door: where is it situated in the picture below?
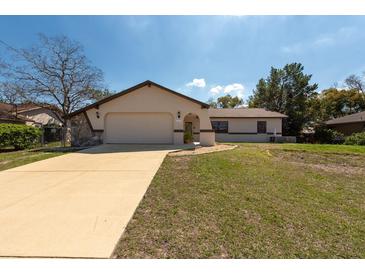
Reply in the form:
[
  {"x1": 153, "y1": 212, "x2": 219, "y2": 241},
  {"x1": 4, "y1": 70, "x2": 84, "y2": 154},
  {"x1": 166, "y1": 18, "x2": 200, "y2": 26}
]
[{"x1": 105, "y1": 112, "x2": 173, "y2": 144}]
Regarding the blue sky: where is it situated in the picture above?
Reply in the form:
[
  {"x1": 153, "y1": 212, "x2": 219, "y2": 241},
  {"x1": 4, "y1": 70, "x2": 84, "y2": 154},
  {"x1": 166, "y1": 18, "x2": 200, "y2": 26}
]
[{"x1": 0, "y1": 16, "x2": 365, "y2": 103}]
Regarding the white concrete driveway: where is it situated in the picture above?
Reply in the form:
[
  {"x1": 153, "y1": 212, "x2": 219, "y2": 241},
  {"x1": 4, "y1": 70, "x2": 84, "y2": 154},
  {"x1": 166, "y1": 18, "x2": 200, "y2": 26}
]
[{"x1": 0, "y1": 144, "x2": 176, "y2": 258}]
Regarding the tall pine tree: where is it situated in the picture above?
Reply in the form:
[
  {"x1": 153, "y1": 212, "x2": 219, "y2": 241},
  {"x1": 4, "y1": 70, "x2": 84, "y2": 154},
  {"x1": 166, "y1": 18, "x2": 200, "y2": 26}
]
[{"x1": 248, "y1": 63, "x2": 318, "y2": 135}]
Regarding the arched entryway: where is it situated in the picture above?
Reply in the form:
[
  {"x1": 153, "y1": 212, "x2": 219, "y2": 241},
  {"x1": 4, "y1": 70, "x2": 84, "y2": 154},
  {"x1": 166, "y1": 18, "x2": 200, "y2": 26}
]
[{"x1": 183, "y1": 113, "x2": 200, "y2": 144}]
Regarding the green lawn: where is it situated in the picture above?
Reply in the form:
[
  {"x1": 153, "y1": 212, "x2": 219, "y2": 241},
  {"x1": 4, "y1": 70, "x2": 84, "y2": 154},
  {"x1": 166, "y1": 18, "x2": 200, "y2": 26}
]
[
  {"x1": 0, "y1": 143, "x2": 65, "y2": 171},
  {"x1": 114, "y1": 143, "x2": 365, "y2": 258}
]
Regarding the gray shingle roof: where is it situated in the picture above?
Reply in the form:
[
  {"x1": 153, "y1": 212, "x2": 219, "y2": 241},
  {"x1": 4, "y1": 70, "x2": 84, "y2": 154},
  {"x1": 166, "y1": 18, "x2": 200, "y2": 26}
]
[
  {"x1": 208, "y1": 108, "x2": 287, "y2": 118},
  {"x1": 325, "y1": 111, "x2": 365, "y2": 125}
]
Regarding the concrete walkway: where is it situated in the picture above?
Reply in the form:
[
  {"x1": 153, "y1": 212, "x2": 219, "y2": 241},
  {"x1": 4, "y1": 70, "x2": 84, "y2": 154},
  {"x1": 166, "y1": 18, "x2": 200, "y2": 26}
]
[{"x1": 0, "y1": 144, "x2": 177, "y2": 258}]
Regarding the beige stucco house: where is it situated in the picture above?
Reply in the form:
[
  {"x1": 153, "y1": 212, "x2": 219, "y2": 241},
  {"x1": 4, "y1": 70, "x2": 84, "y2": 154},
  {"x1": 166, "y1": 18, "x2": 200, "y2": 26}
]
[
  {"x1": 0, "y1": 102, "x2": 41, "y2": 126},
  {"x1": 68, "y1": 80, "x2": 287, "y2": 146},
  {"x1": 16, "y1": 105, "x2": 63, "y2": 127}
]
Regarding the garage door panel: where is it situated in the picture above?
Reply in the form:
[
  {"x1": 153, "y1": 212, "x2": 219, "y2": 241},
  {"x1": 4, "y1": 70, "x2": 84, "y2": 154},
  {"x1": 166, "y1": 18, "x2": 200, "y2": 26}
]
[{"x1": 105, "y1": 113, "x2": 173, "y2": 144}]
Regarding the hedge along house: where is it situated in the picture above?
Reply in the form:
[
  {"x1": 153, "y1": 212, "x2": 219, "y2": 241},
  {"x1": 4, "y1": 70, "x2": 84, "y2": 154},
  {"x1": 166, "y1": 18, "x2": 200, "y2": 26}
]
[{"x1": 68, "y1": 80, "x2": 287, "y2": 146}]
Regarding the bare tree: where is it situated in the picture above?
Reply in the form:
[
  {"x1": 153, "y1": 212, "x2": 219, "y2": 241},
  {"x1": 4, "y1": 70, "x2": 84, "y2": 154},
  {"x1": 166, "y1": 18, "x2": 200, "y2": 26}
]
[
  {"x1": 0, "y1": 82, "x2": 24, "y2": 117},
  {"x1": 0, "y1": 82, "x2": 22, "y2": 104},
  {"x1": 345, "y1": 73, "x2": 365, "y2": 93},
  {"x1": 0, "y1": 34, "x2": 104, "y2": 145}
]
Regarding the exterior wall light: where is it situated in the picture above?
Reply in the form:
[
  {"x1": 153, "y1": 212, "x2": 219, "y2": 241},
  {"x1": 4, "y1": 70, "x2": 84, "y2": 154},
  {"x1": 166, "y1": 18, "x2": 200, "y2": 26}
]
[
  {"x1": 177, "y1": 111, "x2": 181, "y2": 120},
  {"x1": 96, "y1": 111, "x2": 100, "y2": 119}
]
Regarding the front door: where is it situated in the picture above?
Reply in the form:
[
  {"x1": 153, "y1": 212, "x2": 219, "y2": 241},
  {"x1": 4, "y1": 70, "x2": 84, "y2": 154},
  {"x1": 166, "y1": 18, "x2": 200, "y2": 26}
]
[{"x1": 184, "y1": 122, "x2": 193, "y2": 143}]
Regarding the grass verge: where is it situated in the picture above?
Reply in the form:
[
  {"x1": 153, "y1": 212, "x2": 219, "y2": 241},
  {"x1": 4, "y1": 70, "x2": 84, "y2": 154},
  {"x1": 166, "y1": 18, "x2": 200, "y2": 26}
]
[{"x1": 0, "y1": 143, "x2": 66, "y2": 171}]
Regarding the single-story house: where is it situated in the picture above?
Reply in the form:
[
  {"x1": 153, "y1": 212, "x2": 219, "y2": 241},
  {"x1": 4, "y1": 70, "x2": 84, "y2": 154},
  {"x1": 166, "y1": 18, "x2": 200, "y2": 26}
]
[
  {"x1": 0, "y1": 102, "x2": 38, "y2": 125},
  {"x1": 68, "y1": 80, "x2": 287, "y2": 146},
  {"x1": 0, "y1": 114, "x2": 34, "y2": 125},
  {"x1": 325, "y1": 111, "x2": 365, "y2": 136},
  {"x1": 16, "y1": 103, "x2": 63, "y2": 127},
  {"x1": 0, "y1": 102, "x2": 63, "y2": 127}
]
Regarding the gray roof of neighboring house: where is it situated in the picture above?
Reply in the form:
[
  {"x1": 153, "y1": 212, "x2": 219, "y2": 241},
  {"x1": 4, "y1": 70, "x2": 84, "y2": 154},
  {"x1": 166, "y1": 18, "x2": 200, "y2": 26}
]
[
  {"x1": 325, "y1": 111, "x2": 365, "y2": 125},
  {"x1": 208, "y1": 108, "x2": 287, "y2": 118},
  {"x1": 16, "y1": 106, "x2": 42, "y2": 113},
  {"x1": 16, "y1": 103, "x2": 62, "y2": 114},
  {"x1": 0, "y1": 111, "x2": 36, "y2": 124}
]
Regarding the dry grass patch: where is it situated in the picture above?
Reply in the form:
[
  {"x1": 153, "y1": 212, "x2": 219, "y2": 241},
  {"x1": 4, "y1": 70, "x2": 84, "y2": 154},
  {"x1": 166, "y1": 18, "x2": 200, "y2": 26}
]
[
  {"x1": 169, "y1": 144, "x2": 236, "y2": 156},
  {"x1": 271, "y1": 149, "x2": 365, "y2": 176}
]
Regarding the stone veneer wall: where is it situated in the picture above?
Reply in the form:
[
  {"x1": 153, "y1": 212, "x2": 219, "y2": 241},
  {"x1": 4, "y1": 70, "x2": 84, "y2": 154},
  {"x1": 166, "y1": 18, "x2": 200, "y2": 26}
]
[{"x1": 70, "y1": 112, "x2": 103, "y2": 146}]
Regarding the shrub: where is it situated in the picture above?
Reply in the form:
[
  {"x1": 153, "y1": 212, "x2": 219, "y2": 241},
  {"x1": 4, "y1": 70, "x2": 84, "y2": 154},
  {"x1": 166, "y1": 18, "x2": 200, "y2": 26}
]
[
  {"x1": 344, "y1": 132, "x2": 365, "y2": 146},
  {"x1": 313, "y1": 124, "x2": 344, "y2": 144},
  {"x1": 184, "y1": 131, "x2": 193, "y2": 144},
  {"x1": 0, "y1": 123, "x2": 42, "y2": 150}
]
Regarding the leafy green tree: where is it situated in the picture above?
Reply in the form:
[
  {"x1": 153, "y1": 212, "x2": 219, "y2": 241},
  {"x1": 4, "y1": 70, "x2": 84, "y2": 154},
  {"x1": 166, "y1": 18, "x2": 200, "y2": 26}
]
[
  {"x1": 308, "y1": 88, "x2": 365, "y2": 123},
  {"x1": 207, "y1": 97, "x2": 218, "y2": 108},
  {"x1": 208, "y1": 94, "x2": 243, "y2": 108},
  {"x1": 306, "y1": 92, "x2": 322, "y2": 123},
  {"x1": 217, "y1": 95, "x2": 243, "y2": 108},
  {"x1": 319, "y1": 88, "x2": 365, "y2": 119},
  {"x1": 248, "y1": 63, "x2": 318, "y2": 135},
  {"x1": 307, "y1": 72, "x2": 365, "y2": 123},
  {"x1": 89, "y1": 88, "x2": 115, "y2": 101}
]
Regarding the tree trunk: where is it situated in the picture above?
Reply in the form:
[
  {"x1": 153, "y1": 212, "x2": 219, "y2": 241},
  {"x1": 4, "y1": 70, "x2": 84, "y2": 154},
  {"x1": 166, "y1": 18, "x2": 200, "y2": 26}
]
[{"x1": 64, "y1": 119, "x2": 72, "y2": 147}]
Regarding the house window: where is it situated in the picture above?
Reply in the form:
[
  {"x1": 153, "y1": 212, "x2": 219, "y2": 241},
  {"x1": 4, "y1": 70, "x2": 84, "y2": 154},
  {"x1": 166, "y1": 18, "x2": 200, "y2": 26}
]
[
  {"x1": 257, "y1": 121, "x2": 267, "y2": 134},
  {"x1": 211, "y1": 121, "x2": 228, "y2": 133}
]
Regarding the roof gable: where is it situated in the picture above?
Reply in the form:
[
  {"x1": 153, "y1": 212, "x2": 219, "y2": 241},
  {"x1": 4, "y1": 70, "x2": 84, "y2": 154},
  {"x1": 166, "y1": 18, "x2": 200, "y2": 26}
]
[{"x1": 69, "y1": 80, "x2": 209, "y2": 117}]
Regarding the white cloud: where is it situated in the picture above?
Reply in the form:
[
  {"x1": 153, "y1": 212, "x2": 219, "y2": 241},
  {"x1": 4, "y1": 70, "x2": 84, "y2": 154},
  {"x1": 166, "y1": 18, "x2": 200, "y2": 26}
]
[
  {"x1": 281, "y1": 26, "x2": 358, "y2": 54},
  {"x1": 126, "y1": 16, "x2": 151, "y2": 31},
  {"x1": 282, "y1": 37, "x2": 336, "y2": 53},
  {"x1": 186, "y1": 78, "x2": 206, "y2": 88},
  {"x1": 312, "y1": 37, "x2": 334, "y2": 47},
  {"x1": 210, "y1": 85, "x2": 223, "y2": 95},
  {"x1": 236, "y1": 89, "x2": 245, "y2": 99},
  {"x1": 281, "y1": 44, "x2": 302, "y2": 53},
  {"x1": 223, "y1": 83, "x2": 244, "y2": 95},
  {"x1": 210, "y1": 83, "x2": 245, "y2": 98}
]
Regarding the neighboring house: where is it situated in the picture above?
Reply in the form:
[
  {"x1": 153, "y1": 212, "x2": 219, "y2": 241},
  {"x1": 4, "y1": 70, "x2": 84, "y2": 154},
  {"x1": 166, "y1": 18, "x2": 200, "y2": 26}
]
[
  {"x1": 0, "y1": 102, "x2": 14, "y2": 113},
  {"x1": 68, "y1": 80, "x2": 287, "y2": 146},
  {"x1": 16, "y1": 103, "x2": 63, "y2": 127},
  {"x1": 0, "y1": 102, "x2": 36, "y2": 125},
  {"x1": 326, "y1": 111, "x2": 365, "y2": 136},
  {"x1": 1, "y1": 102, "x2": 63, "y2": 143}
]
